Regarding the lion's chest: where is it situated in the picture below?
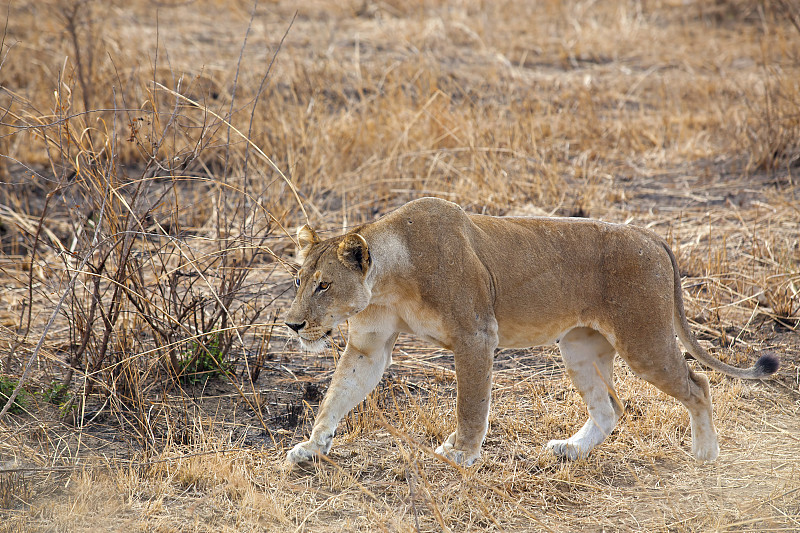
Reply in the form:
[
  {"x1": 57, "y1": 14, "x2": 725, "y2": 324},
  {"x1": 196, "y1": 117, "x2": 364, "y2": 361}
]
[
  {"x1": 367, "y1": 285, "x2": 454, "y2": 349},
  {"x1": 396, "y1": 300, "x2": 454, "y2": 350}
]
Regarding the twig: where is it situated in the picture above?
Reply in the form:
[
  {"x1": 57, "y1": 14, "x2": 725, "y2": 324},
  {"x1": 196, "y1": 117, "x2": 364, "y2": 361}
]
[
  {"x1": 0, "y1": 187, "x2": 109, "y2": 421},
  {"x1": 243, "y1": 11, "x2": 297, "y2": 185},
  {"x1": 153, "y1": 83, "x2": 309, "y2": 223}
]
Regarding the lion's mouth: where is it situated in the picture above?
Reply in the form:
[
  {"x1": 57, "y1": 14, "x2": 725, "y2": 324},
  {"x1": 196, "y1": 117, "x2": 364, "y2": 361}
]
[
  {"x1": 295, "y1": 329, "x2": 333, "y2": 353},
  {"x1": 297, "y1": 329, "x2": 332, "y2": 342}
]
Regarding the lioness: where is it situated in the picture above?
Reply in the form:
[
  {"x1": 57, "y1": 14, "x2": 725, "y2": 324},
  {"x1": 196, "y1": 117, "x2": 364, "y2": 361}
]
[{"x1": 284, "y1": 197, "x2": 778, "y2": 466}]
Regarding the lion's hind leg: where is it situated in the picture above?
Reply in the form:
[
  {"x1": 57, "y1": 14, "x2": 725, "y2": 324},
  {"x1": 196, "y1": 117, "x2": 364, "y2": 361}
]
[
  {"x1": 546, "y1": 327, "x2": 621, "y2": 460},
  {"x1": 620, "y1": 334, "x2": 719, "y2": 462}
]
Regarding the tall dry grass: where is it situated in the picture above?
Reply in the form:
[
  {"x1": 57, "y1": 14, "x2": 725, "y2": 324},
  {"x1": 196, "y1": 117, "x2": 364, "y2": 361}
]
[{"x1": 0, "y1": 0, "x2": 799, "y2": 531}]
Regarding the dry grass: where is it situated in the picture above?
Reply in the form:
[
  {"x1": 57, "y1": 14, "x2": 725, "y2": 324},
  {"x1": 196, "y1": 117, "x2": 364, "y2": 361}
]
[{"x1": 1, "y1": 0, "x2": 799, "y2": 531}]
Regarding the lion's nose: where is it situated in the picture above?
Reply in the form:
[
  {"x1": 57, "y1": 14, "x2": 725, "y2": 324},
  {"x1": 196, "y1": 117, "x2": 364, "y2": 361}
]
[{"x1": 285, "y1": 321, "x2": 306, "y2": 333}]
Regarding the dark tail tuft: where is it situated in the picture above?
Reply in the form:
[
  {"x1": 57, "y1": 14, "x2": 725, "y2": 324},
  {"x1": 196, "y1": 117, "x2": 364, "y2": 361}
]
[{"x1": 754, "y1": 352, "x2": 780, "y2": 377}]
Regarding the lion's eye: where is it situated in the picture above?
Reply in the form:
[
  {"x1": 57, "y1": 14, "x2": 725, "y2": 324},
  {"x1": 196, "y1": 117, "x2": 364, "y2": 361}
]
[
  {"x1": 317, "y1": 281, "x2": 330, "y2": 292},
  {"x1": 294, "y1": 277, "x2": 301, "y2": 288}
]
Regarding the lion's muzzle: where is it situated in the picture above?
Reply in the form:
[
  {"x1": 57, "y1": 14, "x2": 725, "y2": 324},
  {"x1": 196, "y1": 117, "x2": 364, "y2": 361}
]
[{"x1": 285, "y1": 320, "x2": 306, "y2": 333}]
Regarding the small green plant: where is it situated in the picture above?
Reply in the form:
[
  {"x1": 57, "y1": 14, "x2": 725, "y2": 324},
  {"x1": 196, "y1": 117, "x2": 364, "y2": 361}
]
[
  {"x1": 177, "y1": 335, "x2": 232, "y2": 385},
  {"x1": 0, "y1": 376, "x2": 28, "y2": 415},
  {"x1": 41, "y1": 381, "x2": 71, "y2": 407}
]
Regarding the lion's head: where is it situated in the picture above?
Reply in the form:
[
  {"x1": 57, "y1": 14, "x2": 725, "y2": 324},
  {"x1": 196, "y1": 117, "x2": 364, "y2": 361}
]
[{"x1": 284, "y1": 225, "x2": 372, "y2": 351}]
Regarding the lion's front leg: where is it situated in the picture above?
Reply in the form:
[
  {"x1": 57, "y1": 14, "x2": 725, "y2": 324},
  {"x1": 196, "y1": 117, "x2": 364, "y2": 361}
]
[
  {"x1": 286, "y1": 331, "x2": 397, "y2": 465},
  {"x1": 435, "y1": 333, "x2": 497, "y2": 467}
]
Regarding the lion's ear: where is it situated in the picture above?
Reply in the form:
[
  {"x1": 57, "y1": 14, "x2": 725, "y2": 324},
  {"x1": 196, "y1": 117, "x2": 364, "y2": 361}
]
[
  {"x1": 296, "y1": 224, "x2": 320, "y2": 265},
  {"x1": 337, "y1": 233, "x2": 370, "y2": 273}
]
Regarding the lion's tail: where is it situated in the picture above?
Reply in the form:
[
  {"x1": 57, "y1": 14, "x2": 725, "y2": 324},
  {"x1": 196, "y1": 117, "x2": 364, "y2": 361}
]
[{"x1": 663, "y1": 241, "x2": 780, "y2": 379}]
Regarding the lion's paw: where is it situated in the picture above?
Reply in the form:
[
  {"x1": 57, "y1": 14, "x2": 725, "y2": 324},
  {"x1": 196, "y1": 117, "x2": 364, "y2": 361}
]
[
  {"x1": 434, "y1": 442, "x2": 480, "y2": 466},
  {"x1": 692, "y1": 440, "x2": 720, "y2": 463},
  {"x1": 545, "y1": 439, "x2": 590, "y2": 461},
  {"x1": 286, "y1": 441, "x2": 322, "y2": 464}
]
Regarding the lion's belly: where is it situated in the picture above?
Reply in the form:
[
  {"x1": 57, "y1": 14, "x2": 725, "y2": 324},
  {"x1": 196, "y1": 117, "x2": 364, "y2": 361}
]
[{"x1": 496, "y1": 318, "x2": 575, "y2": 349}]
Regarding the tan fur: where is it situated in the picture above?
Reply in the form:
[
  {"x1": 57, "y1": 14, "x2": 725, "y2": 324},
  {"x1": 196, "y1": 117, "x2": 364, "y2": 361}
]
[{"x1": 284, "y1": 198, "x2": 778, "y2": 466}]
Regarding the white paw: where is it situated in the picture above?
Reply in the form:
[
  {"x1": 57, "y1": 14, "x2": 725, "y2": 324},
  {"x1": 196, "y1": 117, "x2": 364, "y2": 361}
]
[
  {"x1": 545, "y1": 439, "x2": 590, "y2": 460},
  {"x1": 692, "y1": 441, "x2": 720, "y2": 462},
  {"x1": 435, "y1": 441, "x2": 480, "y2": 466},
  {"x1": 286, "y1": 441, "x2": 321, "y2": 464}
]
